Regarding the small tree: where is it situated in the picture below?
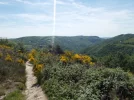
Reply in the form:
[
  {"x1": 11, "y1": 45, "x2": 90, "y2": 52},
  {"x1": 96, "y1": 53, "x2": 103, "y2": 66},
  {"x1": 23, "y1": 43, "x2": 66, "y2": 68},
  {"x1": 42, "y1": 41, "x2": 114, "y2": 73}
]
[
  {"x1": 54, "y1": 45, "x2": 64, "y2": 54},
  {"x1": 48, "y1": 44, "x2": 64, "y2": 55}
]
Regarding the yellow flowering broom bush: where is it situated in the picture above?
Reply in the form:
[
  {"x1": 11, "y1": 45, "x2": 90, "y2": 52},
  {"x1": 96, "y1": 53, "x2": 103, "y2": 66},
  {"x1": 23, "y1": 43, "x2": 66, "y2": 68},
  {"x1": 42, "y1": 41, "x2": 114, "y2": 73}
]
[
  {"x1": 34, "y1": 64, "x2": 44, "y2": 75},
  {"x1": 17, "y1": 59, "x2": 25, "y2": 65},
  {"x1": 60, "y1": 51, "x2": 95, "y2": 66},
  {"x1": 5, "y1": 54, "x2": 13, "y2": 62},
  {"x1": 28, "y1": 49, "x2": 37, "y2": 63},
  {"x1": 0, "y1": 52, "x2": 3, "y2": 58}
]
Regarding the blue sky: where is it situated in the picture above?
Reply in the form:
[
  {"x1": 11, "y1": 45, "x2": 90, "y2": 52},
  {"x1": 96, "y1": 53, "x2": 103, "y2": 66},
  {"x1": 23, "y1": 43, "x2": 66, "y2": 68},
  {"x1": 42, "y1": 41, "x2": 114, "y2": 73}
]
[{"x1": 0, "y1": 0, "x2": 134, "y2": 38}]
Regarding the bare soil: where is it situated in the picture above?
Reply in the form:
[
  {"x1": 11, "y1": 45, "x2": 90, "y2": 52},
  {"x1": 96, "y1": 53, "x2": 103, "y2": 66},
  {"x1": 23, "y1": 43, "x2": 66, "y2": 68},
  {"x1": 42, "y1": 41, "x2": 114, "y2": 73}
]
[{"x1": 25, "y1": 62, "x2": 48, "y2": 100}]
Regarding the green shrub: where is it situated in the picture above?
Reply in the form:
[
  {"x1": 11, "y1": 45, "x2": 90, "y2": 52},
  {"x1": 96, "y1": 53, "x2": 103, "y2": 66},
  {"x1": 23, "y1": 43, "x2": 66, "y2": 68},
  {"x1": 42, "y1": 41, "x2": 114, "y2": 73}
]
[
  {"x1": 41, "y1": 63, "x2": 134, "y2": 100},
  {"x1": 16, "y1": 83, "x2": 25, "y2": 90},
  {"x1": 0, "y1": 40, "x2": 26, "y2": 99},
  {"x1": 103, "y1": 52, "x2": 134, "y2": 73},
  {"x1": 4, "y1": 90, "x2": 25, "y2": 100},
  {"x1": 30, "y1": 48, "x2": 134, "y2": 100}
]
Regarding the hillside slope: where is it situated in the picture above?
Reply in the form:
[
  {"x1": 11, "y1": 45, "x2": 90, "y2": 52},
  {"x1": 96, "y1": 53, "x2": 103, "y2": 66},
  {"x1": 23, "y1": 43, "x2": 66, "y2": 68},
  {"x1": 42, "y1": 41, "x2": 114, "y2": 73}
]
[
  {"x1": 0, "y1": 39, "x2": 26, "y2": 99},
  {"x1": 83, "y1": 34, "x2": 134, "y2": 56},
  {"x1": 11, "y1": 36, "x2": 103, "y2": 53}
]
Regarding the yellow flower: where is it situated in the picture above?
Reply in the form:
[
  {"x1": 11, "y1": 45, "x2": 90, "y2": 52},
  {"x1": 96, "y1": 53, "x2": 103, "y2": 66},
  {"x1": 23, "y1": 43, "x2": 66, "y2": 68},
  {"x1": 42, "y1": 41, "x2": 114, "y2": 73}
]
[
  {"x1": 5, "y1": 54, "x2": 12, "y2": 62},
  {"x1": 34, "y1": 64, "x2": 44, "y2": 74},
  {"x1": 0, "y1": 45, "x2": 11, "y2": 49},
  {"x1": 0, "y1": 52, "x2": 3, "y2": 58},
  {"x1": 17, "y1": 59, "x2": 24, "y2": 64},
  {"x1": 90, "y1": 62, "x2": 95, "y2": 66},
  {"x1": 60, "y1": 51, "x2": 94, "y2": 66},
  {"x1": 64, "y1": 51, "x2": 73, "y2": 57},
  {"x1": 29, "y1": 56, "x2": 35, "y2": 63},
  {"x1": 31, "y1": 49, "x2": 36, "y2": 56},
  {"x1": 28, "y1": 49, "x2": 37, "y2": 62},
  {"x1": 82, "y1": 55, "x2": 91, "y2": 64},
  {"x1": 60, "y1": 55, "x2": 68, "y2": 63},
  {"x1": 73, "y1": 54, "x2": 82, "y2": 63},
  {"x1": 37, "y1": 64, "x2": 44, "y2": 70},
  {"x1": 74, "y1": 54, "x2": 81, "y2": 59}
]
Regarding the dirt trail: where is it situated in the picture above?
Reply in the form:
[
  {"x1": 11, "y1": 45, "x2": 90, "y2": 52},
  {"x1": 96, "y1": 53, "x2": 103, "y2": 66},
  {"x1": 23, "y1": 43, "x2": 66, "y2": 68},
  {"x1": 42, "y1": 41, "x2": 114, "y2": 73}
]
[{"x1": 25, "y1": 62, "x2": 48, "y2": 100}]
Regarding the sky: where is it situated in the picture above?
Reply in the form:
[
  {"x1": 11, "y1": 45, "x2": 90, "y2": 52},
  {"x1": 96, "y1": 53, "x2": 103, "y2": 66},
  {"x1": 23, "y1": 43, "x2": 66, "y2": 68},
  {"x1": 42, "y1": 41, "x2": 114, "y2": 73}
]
[{"x1": 0, "y1": 0, "x2": 134, "y2": 38}]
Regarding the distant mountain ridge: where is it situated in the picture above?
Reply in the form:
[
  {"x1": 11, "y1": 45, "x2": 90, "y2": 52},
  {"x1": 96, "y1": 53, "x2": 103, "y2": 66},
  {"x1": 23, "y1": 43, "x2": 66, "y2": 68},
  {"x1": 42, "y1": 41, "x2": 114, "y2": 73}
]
[
  {"x1": 11, "y1": 36, "x2": 104, "y2": 52},
  {"x1": 11, "y1": 34, "x2": 134, "y2": 54},
  {"x1": 83, "y1": 34, "x2": 134, "y2": 56}
]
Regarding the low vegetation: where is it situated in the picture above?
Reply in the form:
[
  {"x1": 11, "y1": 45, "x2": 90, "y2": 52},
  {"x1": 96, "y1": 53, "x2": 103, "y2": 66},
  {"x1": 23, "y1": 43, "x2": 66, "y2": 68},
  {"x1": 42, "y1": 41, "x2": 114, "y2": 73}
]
[
  {"x1": 1, "y1": 34, "x2": 134, "y2": 100},
  {"x1": 102, "y1": 52, "x2": 134, "y2": 73},
  {"x1": 0, "y1": 39, "x2": 26, "y2": 99},
  {"x1": 4, "y1": 90, "x2": 25, "y2": 100},
  {"x1": 28, "y1": 45, "x2": 134, "y2": 100},
  {"x1": 43, "y1": 67, "x2": 134, "y2": 100}
]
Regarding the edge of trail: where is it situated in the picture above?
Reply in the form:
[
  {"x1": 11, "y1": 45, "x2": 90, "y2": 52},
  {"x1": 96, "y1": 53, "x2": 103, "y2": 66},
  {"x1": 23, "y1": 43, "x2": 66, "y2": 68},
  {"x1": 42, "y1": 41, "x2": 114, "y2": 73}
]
[{"x1": 25, "y1": 61, "x2": 48, "y2": 100}]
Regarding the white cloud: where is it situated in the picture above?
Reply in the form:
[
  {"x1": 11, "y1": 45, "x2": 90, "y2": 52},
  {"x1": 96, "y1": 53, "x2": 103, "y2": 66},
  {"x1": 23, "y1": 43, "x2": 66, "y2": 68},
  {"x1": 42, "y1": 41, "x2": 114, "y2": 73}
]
[
  {"x1": 0, "y1": 2, "x2": 8, "y2": 5},
  {"x1": 15, "y1": 0, "x2": 51, "y2": 5},
  {"x1": 54, "y1": 2, "x2": 134, "y2": 37},
  {"x1": 0, "y1": 0, "x2": 134, "y2": 38},
  {"x1": 16, "y1": 14, "x2": 52, "y2": 22}
]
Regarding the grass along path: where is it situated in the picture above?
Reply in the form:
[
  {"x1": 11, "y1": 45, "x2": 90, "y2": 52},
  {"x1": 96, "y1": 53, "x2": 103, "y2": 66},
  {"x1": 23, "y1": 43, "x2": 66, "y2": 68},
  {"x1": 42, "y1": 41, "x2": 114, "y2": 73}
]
[{"x1": 25, "y1": 61, "x2": 48, "y2": 100}]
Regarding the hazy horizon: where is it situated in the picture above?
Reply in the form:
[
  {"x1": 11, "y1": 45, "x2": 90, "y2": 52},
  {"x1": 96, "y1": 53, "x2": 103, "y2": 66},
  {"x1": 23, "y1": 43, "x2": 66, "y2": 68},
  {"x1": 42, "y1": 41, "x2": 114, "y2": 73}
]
[
  {"x1": 0, "y1": 0, "x2": 134, "y2": 38},
  {"x1": 0, "y1": 33, "x2": 130, "y2": 39}
]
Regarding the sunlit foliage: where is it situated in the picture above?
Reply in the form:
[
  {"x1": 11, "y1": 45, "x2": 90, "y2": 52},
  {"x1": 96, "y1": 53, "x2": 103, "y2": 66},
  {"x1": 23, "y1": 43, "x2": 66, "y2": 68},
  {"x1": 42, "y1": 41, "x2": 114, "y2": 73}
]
[
  {"x1": 0, "y1": 52, "x2": 3, "y2": 58},
  {"x1": 5, "y1": 54, "x2": 13, "y2": 62},
  {"x1": 60, "y1": 51, "x2": 94, "y2": 66},
  {"x1": 28, "y1": 49, "x2": 37, "y2": 63},
  {"x1": 17, "y1": 59, "x2": 25, "y2": 65}
]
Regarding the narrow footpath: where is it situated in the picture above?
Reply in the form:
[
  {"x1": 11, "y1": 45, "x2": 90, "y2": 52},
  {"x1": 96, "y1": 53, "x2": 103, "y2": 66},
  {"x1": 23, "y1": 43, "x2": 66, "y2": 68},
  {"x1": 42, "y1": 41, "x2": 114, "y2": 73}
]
[{"x1": 25, "y1": 62, "x2": 48, "y2": 100}]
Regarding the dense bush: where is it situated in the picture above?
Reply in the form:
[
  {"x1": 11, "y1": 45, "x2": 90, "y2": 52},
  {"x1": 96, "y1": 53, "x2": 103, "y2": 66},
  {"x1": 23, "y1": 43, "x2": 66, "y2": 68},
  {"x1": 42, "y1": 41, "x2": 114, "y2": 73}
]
[
  {"x1": 60, "y1": 51, "x2": 95, "y2": 66},
  {"x1": 28, "y1": 49, "x2": 134, "y2": 100},
  {"x1": 0, "y1": 46, "x2": 26, "y2": 83},
  {"x1": 28, "y1": 49, "x2": 95, "y2": 84},
  {"x1": 40, "y1": 62, "x2": 134, "y2": 100},
  {"x1": 103, "y1": 52, "x2": 134, "y2": 73},
  {"x1": 27, "y1": 44, "x2": 134, "y2": 100},
  {"x1": 4, "y1": 90, "x2": 25, "y2": 100}
]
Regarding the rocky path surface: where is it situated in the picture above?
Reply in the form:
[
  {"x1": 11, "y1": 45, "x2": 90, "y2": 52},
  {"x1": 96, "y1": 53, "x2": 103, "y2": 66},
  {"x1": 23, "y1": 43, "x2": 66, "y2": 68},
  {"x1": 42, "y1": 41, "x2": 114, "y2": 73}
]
[{"x1": 25, "y1": 62, "x2": 48, "y2": 100}]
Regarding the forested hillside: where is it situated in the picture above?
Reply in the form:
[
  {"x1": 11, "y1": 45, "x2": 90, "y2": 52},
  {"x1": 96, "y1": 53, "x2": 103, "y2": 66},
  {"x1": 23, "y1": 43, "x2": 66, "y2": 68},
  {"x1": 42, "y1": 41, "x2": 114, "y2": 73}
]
[
  {"x1": 83, "y1": 34, "x2": 134, "y2": 56},
  {"x1": 11, "y1": 36, "x2": 103, "y2": 53},
  {"x1": 82, "y1": 34, "x2": 134, "y2": 75}
]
